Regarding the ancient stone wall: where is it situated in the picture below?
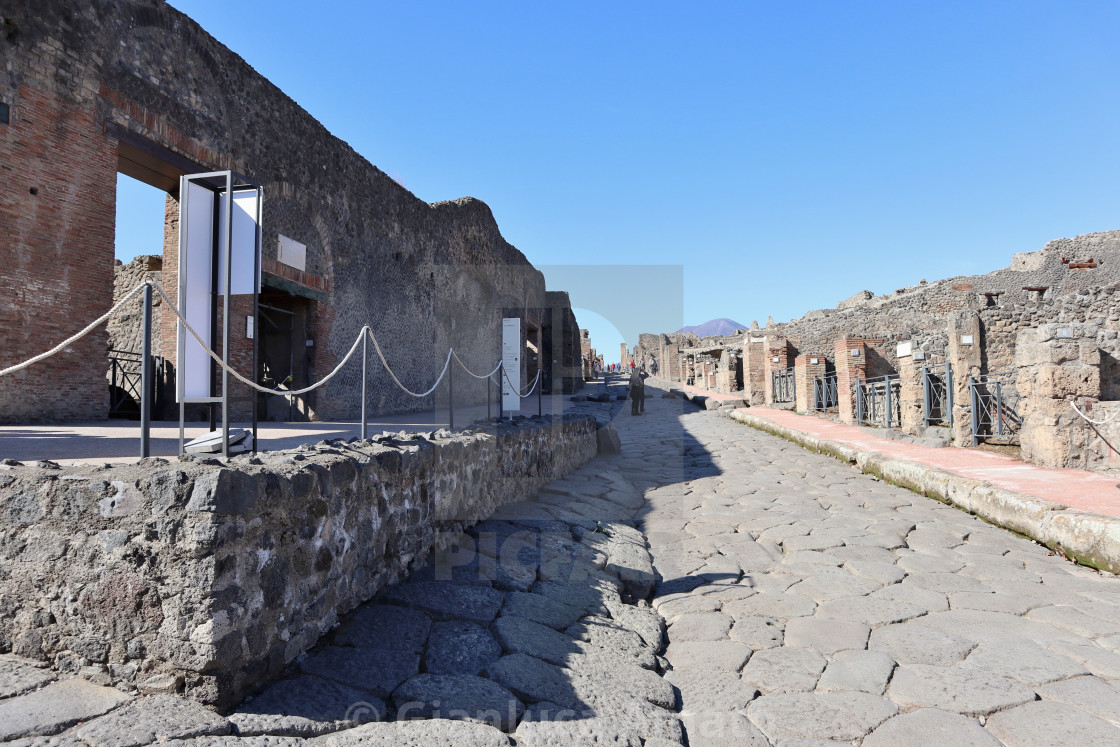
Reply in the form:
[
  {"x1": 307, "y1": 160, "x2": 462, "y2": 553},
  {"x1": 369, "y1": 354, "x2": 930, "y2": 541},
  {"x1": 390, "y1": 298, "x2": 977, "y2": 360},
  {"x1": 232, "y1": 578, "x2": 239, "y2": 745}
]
[
  {"x1": 0, "y1": 0, "x2": 578, "y2": 423},
  {"x1": 0, "y1": 414, "x2": 599, "y2": 709}
]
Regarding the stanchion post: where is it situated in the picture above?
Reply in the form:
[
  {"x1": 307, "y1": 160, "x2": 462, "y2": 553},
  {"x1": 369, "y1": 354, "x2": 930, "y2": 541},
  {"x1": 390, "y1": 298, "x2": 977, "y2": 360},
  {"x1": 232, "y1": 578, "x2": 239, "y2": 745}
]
[
  {"x1": 449, "y1": 355, "x2": 455, "y2": 429},
  {"x1": 537, "y1": 372, "x2": 542, "y2": 417},
  {"x1": 487, "y1": 375, "x2": 491, "y2": 420},
  {"x1": 361, "y1": 331, "x2": 368, "y2": 440},
  {"x1": 140, "y1": 283, "x2": 152, "y2": 458}
]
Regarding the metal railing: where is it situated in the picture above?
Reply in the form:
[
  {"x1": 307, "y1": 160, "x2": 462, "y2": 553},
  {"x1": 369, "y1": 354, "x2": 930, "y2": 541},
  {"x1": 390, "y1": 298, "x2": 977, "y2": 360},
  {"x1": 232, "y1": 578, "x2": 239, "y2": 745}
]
[
  {"x1": 813, "y1": 372, "x2": 838, "y2": 411},
  {"x1": 922, "y1": 362, "x2": 953, "y2": 428},
  {"x1": 969, "y1": 371, "x2": 1021, "y2": 445},
  {"x1": 771, "y1": 367, "x2": 795, "y2": 403},
  {"x1": 856, "y1": 374, "x2": 901, "y2": 428}
]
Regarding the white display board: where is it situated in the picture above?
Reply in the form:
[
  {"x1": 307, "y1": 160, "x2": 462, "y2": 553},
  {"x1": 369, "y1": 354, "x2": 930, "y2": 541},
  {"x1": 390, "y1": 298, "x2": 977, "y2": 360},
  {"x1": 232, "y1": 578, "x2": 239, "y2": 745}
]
[
  {"x1": 502, "y1": 317, "x2": 521, "y2": 412},
  {"x1": 176, "y1": 178, "x2": 261, "y2": 402},
  {"x1": 178, "y1": 181, "x2": 215, "y2": 401}
]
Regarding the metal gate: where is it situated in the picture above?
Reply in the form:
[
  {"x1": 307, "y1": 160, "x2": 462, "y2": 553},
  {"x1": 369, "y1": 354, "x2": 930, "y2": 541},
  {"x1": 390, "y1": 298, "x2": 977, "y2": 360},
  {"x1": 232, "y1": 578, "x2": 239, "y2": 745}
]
[
  {"x1": 969, "y1": 372, "x2": 1021, "y2": 445},
  {"x1": 922, "y1": 363, "x2": 953, "y2": 428},
  {"x1": 108, "y1": 350, "x2": 163, "y2": 419},
  {"x1": 856, "y1": 374, "x2": 901, "y2": 428},
  {"x1": 771, "y1": 367, "x2": 795, "y2": 403},
  {"x1": 813, "y1": 372, "x2": 838, "y2": 411}
]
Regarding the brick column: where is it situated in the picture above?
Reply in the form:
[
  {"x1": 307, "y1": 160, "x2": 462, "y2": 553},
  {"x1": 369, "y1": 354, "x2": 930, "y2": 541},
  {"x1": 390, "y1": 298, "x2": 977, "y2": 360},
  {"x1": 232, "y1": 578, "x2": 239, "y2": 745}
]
[
  {"x1": 834, "y1": 338, "x2": 868, "y2": 424},
  {"x1": 947, "y1": 312, "x2": 983, "y2": 446},
  {"x1": 794, "y1": 353, "x2": 826, "y2": 413},
  {"x1": 741, "y1": 337, "x2": 766, "y2": 405},
  {"x1": 763, "y1": 336, "x2": 792, "y2": 405},
  {"x1": 898, "y1": 348, "x2": 924, "y2": 434}
]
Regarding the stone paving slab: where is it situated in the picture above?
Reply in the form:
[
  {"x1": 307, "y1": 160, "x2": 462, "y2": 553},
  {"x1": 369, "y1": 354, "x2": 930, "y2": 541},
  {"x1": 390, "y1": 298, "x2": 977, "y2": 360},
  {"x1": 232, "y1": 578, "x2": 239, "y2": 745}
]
[{"x1": 0, "y1": 679, "x2": 130, "y2": 741}]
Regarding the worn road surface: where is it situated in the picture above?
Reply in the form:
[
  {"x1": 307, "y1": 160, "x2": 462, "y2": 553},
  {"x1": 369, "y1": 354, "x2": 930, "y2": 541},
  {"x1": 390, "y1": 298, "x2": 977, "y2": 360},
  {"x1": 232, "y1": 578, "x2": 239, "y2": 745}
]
[{"x1": 2, "y1": 378, "x2": 1119, "y2": 745}]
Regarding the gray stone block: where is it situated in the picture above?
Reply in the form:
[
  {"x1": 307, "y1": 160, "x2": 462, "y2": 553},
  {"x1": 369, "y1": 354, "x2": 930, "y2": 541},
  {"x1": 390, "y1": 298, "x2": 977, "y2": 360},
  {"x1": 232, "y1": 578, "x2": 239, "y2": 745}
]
[
  {"x1": 746, "y1": 691, "x2": 898, "y2": 742},
  {"x1": 817, "y1": 649, "x2": 896, "y2": 695},
  {"x1": 500, "y1": 592, "x2": 583, "y2": 632},
  {"x1": 231, "y1": 675, "x2": 386, "y2": 737},
  {"x1": 486, "y1": 653, "x2": 579, "y2": 708},
  {"x1": 310, "y1": 720, "x2": 512, "y2": 746},
  {"x1": 425, "y1": 621, "x2": 503, "y2": 675},
  {"x1": 74, "y1": 694, "x2": 232, "y2": 746},
  {"x1": 741, "y1": 646, "x2": 826, "y2": 694},
  {"x1": 380, "y1": 582, "x2": 506, "y2": 623},
  {"x1": 596, "y1": 424, "x2": 622, "y2": 455},
  {"x1": 985, "y1": 700, "x2": 1120, "y2": 744},
  {"x1": 299, "y1": 646, "x2": 419, "y2": 699},
  {"x1": 863, "y1": 709, "x2": 999, "y2": 747},
  {"x1": 886, "y1": 664, "x2": 1037, "y2": 716},
  {"x1": 0, "y1": 679, "x2": 130, "y2": 741},
  {"x1": 392, "y1": 673, "x2": 524, "y2": 732},
  {"x1": 331, "y1": 604, "x2": 432, "y2": 652},
  {"x1": 0, "y1": 656, "x2": 55, "y2": 699}
]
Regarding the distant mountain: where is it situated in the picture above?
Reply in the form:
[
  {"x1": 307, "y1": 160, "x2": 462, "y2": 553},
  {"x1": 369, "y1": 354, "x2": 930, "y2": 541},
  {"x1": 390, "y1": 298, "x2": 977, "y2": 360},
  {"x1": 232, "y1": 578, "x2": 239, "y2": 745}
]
[{"x1": 676, "y1": 318, "x2": 748, "y2": 337}]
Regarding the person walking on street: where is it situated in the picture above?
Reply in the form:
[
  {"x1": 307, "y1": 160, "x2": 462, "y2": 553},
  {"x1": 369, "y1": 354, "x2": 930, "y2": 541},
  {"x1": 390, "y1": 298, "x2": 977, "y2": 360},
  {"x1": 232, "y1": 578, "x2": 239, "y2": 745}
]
[{"x1": 629, "y1": 366, "x2": 647, "y2": 416}]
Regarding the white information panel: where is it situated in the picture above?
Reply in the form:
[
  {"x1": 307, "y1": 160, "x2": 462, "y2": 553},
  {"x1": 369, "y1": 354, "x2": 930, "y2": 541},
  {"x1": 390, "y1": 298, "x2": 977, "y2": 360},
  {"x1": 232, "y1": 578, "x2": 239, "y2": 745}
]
[
  {"x1": 177, "y1": 180, "x2": 261, "y2": 402},
  {"x1": 502, "y1": 317, "x2": 521, "y2": 412},
  {"x1": 217, "y1": 189, "x2": 262, "y2": 295},
  {"x1": 178, "y1": 181, "x2": 215, "y2": 401}
]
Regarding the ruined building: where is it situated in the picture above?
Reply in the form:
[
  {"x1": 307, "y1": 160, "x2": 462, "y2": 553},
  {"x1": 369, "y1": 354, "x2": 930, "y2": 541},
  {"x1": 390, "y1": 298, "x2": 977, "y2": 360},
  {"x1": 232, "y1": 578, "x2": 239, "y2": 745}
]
[
  {"x1": 643, "y1": 232, "x2": 1120, "y2": 476},
  {"x1": 0, "y1": 0, "x2": 582, "y2": 424}
]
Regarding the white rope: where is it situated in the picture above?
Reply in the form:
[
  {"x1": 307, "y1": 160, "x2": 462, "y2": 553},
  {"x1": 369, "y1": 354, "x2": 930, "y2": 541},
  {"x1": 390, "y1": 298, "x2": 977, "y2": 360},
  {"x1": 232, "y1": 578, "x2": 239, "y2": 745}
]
[
  {"x1": 367, "y1": 328, "x2": 453, "y2": 398},
  {"x1": 522, "y1": 369, "x2": 542, "y2": 396},
  {"x1": 1070, "y1": 401, "x2": 1120, "y2": 426},
  {"x1": 0, "y1": 282, "x2": 149, "y2": 377},
  {"x1": 151, "y1": 282, "x2": 366, "y2": 396},
  {"x1": 453, "y1": 350, "x2": 503, "y2": 379},
  {"x1": 499, "y1": 365, "x2": 541, "y2": 396}
]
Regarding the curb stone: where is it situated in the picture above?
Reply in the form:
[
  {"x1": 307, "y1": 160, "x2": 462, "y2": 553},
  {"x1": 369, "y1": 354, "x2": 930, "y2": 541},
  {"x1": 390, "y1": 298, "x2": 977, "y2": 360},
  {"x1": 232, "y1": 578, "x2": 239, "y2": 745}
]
[{"x1": 729, "y1": 409, "x2": 1120, "y2": 576}]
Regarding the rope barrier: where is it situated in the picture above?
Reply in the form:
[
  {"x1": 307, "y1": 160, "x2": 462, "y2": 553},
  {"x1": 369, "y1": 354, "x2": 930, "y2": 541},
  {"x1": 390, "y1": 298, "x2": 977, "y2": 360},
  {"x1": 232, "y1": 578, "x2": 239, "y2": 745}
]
[
  {"x1": 453, "y1": 350, "x2": 504, "y2": 379},
  {"x1": 2, "y1": 278, "x2": 525, "y2": 406},
  {"x1": 499, "y1": 364, "x2": 541, "y2": 396},
  {"x1": 0, "y1": 283, "x2": 148, "y2": 377},
  {"x1": 367, "y1": 328, "x2": 453, "y2": 398},
  {"x1": 149, "y1": 281, "x2": 367, "y2": 396},
  {"x1": 1070, "y1": 401, "x2": 1120, "y2": 426}
]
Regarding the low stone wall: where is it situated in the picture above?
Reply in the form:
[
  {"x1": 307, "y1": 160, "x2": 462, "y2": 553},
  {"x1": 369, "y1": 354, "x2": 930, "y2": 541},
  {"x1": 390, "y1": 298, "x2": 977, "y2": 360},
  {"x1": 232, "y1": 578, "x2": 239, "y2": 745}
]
[{"x1": 0, "y1": 415, "x2": 598, "y2": 709}]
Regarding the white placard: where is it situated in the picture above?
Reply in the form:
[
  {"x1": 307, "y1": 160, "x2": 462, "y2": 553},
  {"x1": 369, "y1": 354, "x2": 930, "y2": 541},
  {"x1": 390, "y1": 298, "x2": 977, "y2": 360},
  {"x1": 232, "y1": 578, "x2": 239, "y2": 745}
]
[
  {"x1": 278, "y1": 234, "x2": 307, "y2": 271},
  {"x1": 961, "y1": 335, "x2": 974, "y2": 345},
  {"x1": 178, "y1": 181, "x2": 215, "y2": 401},
  {"x1": 246, "y1": 316, "x2": 255, "y2": 339},
  {"x1": 216, "y1": 189, "x2": 261, "y2": 295},
  {"x1": 502, "y1": 318, "x2": 521, "y2": 412},
  {"x1": 897, "y1": 341, "x2": 913, "y2": 358},
  {"x1": 810, "y1": 357, "x2": 819, "y2": 365}
]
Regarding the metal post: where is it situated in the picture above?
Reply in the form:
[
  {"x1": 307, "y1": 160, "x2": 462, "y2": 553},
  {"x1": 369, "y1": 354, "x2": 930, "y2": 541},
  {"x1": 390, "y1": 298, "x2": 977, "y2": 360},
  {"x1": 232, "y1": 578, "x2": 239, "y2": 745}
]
[
  {"x1": 361, "y1": 331, "x2": 368, "y2": 440},
  {"x1": 221, "y1": 173, "x2": 233, "y2": 458},
  {"x1": 996, "y1": 381, "x2": 1004, "y2": 437},
  {"x1": 970, "y1": 377, "x2": 979, "y2": 446},
  {"x1": 884, "y1": 377, "x2": 892, "y2": 428},
  {"x1": 921, "y1": 367, "x2": 930, "y2": 427},
  {"x1": 538, "y1": 372, "x2": 542, "y2": 417},
  {"x1": 487, "y1": 375, "x2": 492, "y2": 420},
  {"x1": 856, "y1": 382, "x2": 864, "y2": 424},
  {"x1": 449, "y1": 355, "x2": 455, "y2": 430},
  {"x1": 140, "y1": 284, "x2": 152, "y2": 458},
  {"x1": 946, "y1": 363, "x2": 954, "y2": 429}
]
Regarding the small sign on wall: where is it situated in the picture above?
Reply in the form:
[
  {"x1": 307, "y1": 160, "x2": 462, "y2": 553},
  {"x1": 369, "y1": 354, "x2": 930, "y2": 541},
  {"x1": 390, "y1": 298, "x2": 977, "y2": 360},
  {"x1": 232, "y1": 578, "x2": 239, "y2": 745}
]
[
  {"x1": 896, "y1": 341, "x2": 912, "y2": 358},
  {"x1": 246, "y1": 315, "x2": 254, "y2": 339},
  {"x1": 810, "y1": 357, "x2": 819, "y2": 365},
  {"x1": 961, "y1": 335, "x2": 974, "y2": 345},
  {"x1": 278, "y1": 235, "x2": 307, "y2": 271}
]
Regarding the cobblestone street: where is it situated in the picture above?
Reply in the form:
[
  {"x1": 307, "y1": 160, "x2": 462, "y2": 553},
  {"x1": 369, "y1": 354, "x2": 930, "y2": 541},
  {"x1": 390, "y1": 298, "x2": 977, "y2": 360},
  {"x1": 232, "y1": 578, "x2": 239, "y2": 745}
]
[
  {"x1": 2, "y1": 380, "x2": 1119, "y2": 744},
  {"x1": 618, "y1": 385, "x2": 1120, "y2": 745}
]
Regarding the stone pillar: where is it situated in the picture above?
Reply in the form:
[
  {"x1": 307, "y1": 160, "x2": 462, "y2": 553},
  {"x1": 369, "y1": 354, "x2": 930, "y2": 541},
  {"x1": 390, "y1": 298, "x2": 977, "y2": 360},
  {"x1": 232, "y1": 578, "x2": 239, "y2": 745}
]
[
  {"x1": 834, "y1": 338, "x2": 868, "y2": 424},
  {"x1": 763, "y1": 336, "x2": 792, "y2": 405},
  {"x1": 742, "y1": 337, "x2": 767, "y2": 405},
  {"x1": 897, "y1": 345, "x2": 925, "y2": 434},
  {"x1": 1016, "y1": 324, "x2": 1102, "y2": 468},
  {"x1": 794, "y1": 353, "x2": 826, "y2": 413},
  {"x1": 947, "y1": 312, "x2": 983, "y2": 447}
]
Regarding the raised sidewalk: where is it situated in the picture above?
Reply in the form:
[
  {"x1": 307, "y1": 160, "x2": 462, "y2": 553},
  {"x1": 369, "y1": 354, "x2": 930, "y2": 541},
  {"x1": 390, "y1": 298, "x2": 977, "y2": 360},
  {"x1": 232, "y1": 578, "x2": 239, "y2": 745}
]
[{"x1": 654, "y1": 378, "x2": 1120, "y2": 576}]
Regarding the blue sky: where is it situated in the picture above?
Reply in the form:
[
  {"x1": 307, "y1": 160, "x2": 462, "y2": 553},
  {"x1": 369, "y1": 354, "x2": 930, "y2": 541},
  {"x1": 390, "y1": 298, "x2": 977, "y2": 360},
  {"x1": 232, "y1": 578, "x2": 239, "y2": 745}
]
[{"x1": 118, "y1": 1, "x2": 1120, "y2": 363}]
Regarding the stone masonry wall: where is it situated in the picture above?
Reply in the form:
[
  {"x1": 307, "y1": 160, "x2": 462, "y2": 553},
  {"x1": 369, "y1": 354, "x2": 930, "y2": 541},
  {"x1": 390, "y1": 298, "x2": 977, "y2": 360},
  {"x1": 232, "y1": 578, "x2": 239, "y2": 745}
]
[
  {"x1": 0, "y1": 414, "x2": 599, "y2": 709},
  {"x1": 1, "y1": 0, "x2": 578, "y2": 423}
]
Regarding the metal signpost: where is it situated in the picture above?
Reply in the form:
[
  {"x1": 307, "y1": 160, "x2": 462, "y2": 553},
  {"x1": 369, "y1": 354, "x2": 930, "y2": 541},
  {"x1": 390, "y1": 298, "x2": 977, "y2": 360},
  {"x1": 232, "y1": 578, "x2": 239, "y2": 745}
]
[{"x1": 176, "y1": 171, "x2": 263, "y2": 457}]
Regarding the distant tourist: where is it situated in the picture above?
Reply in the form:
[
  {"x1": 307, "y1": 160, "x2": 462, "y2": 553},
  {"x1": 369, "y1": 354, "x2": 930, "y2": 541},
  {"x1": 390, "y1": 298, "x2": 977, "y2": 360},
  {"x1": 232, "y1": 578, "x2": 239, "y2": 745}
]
[{"x1": 629, "y1": 367, "x2": 647, "y2": 416}]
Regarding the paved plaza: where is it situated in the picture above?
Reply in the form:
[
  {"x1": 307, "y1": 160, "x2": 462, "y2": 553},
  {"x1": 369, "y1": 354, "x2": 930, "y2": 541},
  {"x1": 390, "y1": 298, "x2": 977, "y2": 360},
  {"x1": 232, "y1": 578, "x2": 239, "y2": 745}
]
[{"x1": 1, "y1": 379, "x2": 1119, "y2": 744}]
